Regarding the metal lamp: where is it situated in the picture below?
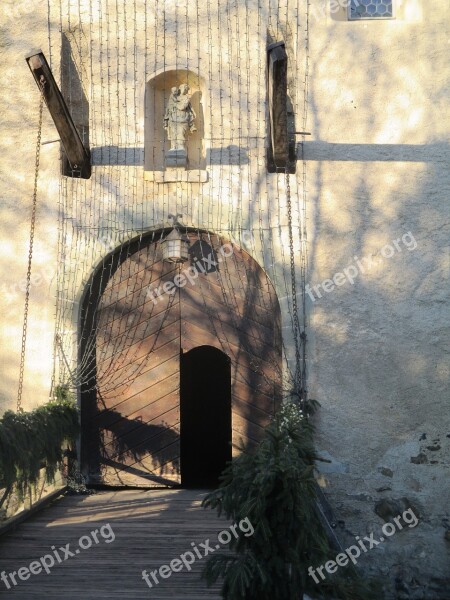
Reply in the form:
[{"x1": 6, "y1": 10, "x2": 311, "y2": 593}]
[{"x1": 161, "y1": 219, "x2": 190, "y2": 263}]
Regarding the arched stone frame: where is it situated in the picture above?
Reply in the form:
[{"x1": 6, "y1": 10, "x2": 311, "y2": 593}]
[
  {"x1": 144, "y1": 68, "x2": 207, "y2": 172},
  {"x1": 77, "y1": 228, "x2": 282, "y2": 487}
]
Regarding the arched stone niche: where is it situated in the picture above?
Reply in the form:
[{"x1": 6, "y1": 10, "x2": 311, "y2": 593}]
[{"x1": 144, "y1": 69, "x2": 206, "y2": 175}]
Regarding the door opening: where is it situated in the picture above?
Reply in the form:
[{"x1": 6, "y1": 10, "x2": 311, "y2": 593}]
[{"x1": 180, "y1": 346, "x2": 232, "y2": 488}]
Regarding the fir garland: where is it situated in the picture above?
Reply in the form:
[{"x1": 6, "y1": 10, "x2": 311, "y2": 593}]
[
  {"x1": 0, "y1": 392, "x2": 79, "y2": 508},
  {"x1": 202, "y1": 402, "x2": 381, "y2": 600}
]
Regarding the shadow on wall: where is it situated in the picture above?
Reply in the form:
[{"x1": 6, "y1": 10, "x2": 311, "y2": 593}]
[
  {"x1": 93, "y1": 406, "x2": 180, "y2": 481},
  {"x1": 292, "y1": 19, "x2": 450, "y2": 444},
  {"x1": 61, "y1": 29, "x2": 90, "y2": 175}
]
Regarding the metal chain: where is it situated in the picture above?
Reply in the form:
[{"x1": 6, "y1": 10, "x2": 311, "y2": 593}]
[
  {"x1": 17, "y1": 86, "x2": 45, "y2": 412},
  {"x1": 285, "y1": 168, "x2": 304, "y2": 404}
]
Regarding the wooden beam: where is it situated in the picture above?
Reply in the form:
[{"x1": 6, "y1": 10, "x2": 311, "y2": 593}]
[
  {"x1": 268, "y1": 41, "x2": 289, "y2": 170},
  {"x1": 26, "y1": 50, "x2": 91, "y2": 179}
]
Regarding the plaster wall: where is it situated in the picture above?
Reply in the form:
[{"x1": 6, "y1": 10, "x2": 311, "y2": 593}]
[
  {"x1": 0, "y1": 0, "x2": 448, "y2": 595},
  {"x1": 304, "y1": 2, "x2": 450, "y2": 595}
]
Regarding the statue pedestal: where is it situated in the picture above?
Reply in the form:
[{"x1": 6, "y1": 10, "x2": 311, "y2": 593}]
[{"x1": 165, "y1": 148, "x2": 187, "y2": 168}]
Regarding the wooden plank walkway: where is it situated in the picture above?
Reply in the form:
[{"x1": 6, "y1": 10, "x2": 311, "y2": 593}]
[{"x1": 0, "y1": 490, "x2": 229, "y2": 599}]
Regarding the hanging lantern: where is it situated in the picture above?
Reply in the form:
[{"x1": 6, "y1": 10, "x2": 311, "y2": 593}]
[{"x1": 161, "y1": 227, "x2": 190, "y2": 263}]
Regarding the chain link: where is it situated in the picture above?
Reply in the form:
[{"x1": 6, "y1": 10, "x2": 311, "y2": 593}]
[
  {"x1": 17, "y1": 86, "x2": 45, "y2": 413},
  {"x1": 285, "y1": 168, "x2": 305, "y2": 405}
]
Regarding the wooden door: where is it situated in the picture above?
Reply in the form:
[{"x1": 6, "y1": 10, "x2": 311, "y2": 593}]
[
  {"x1": 180, "y1": 233, "x2": 282, "y2": 455},
  {"x1": 81, "y1": 240, "x2": 182, "y2": 486},
  {"x1": 80, "y1": 231, "x2": 282, "y2": 486}
]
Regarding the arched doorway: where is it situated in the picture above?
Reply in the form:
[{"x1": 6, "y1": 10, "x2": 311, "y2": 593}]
[
  {"x1": 79, "y1": 230, "x2": 282, "y2": 487},
  {"x1": 180, "y1": 346, "x2": 232, "y2": 488}
]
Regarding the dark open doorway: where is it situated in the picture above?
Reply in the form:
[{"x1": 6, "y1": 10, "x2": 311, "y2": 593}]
[{"x1": 180, "y1": 346, "x2": 232, "y2": 488}]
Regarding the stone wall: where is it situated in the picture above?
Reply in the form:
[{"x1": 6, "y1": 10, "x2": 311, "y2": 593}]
[
  {"x1": 0, "y1": 0, "x2": 448, "y2": 596},
  {"x1": 306, "y1": 2, "x2": 450, "y2": 597}
]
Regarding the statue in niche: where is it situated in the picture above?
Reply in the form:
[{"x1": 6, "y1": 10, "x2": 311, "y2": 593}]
[{"x1": 164, "y1": 84, "x2": 197, "y2": 166}]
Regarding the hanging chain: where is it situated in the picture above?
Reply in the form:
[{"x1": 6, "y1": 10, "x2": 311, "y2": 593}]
[
  {"x1": 285, "y1": 168, "x2": 305, "y2": 405},
  {"x1": 17, "y1": 82, "x2": 45, "y2": 413}
]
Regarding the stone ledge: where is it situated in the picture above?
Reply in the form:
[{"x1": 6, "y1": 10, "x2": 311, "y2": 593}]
[{"x1": 144, "y1": 169, "x2": 208, "y2": 183}]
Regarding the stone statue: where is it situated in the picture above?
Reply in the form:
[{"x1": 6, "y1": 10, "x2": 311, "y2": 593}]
[{"x1": 164, "y1": 84, "x2": 197, "y2": 166}]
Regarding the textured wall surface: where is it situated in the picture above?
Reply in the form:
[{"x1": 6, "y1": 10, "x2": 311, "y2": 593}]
[
  {"x1": 0, "y1": 0, "x2": 448, "y2": 596},
  {"x1": 305, "y1": 2, "x2": 450, "y2": 596}
]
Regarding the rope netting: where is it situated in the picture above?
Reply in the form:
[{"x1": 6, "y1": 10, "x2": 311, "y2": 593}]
[{"x1": 46, "y1": 0, "x2": 310, "y2": 405}]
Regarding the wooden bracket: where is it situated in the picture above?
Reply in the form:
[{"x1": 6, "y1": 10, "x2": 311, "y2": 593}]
[
  {"x1": 26, "y1": 51, "x2": 91, "y2": 179},
  {"x1": 267, "y1": 41, "x2": 295, "y2": 173}
]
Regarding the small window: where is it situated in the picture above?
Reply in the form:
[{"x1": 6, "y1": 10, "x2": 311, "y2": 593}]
[{"x1": 349, "y1": 0, "x2": 394, "y2": 20}]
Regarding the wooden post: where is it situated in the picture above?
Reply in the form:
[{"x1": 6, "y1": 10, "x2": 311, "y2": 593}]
[
  {"x1": 26, "y1": 51, "x2": 91, "y2": 179},
  {"x1": 267, "y1": 41, "x2": 295, "y2": 173}
]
